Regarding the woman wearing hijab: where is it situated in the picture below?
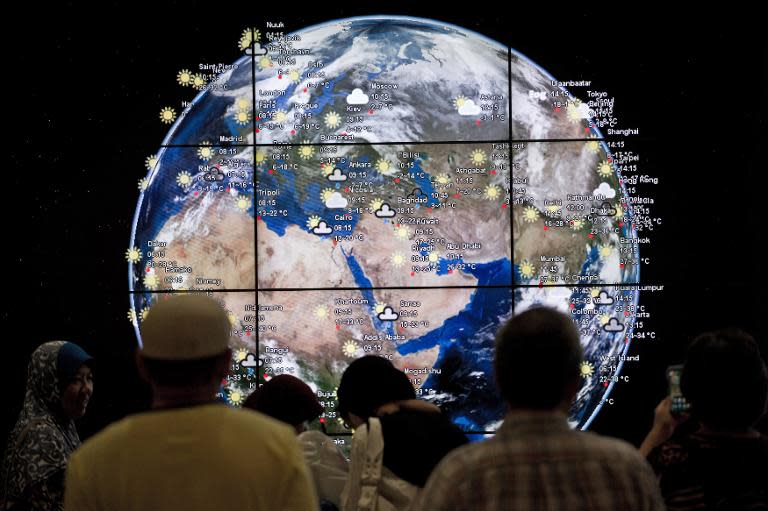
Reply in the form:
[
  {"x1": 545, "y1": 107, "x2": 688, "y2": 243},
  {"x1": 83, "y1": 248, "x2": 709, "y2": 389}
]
[{"x1": 1, "y1": 341, "x2": 94, "y2": 511}]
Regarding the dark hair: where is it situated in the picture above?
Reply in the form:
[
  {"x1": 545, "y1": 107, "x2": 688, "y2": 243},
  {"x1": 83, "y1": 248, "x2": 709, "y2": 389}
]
[
  {"x1": 337, "y1": 356, "x2": 415, "y2": 421},
  {"x1": 495, "y1": 307, "x2": 582, "y2": 410},
  {"x1": 140, "y1": 352, "x2": 229, "y2": 388},
  {"x1": 243, "y1": 374, "x2": 323, "y2": 426},
  {"x1": 681, "y1": 328, "x2": 768, "y2": 431}
]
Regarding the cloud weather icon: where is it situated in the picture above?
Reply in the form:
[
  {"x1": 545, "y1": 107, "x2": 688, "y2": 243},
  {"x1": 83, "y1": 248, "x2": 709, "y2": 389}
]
[
  {"x1": 458, "y1": 99, "x2": 482, "y2": 116},
  {"x1": 570, "y1": 101, "x2": 591, "y2": 119},
  {"x1": 593, "y1": 182, "x2": 616, "y2": 199},
  {"x1": 593, "y1": 291, "x2": 614, "y2": 306},
  {"x1": 346, "y1": 88, "x2": 369, "y2": 105},
  {"x1": 312, "y1": 221, "x2": 332, "y2": 235},
  {"x1": 408, "y1": 188, "x2": 427, "y2": 199},
  {"x1": 327, "y1": 167, "x2": 347, "y2": 182},
  {"x1": 241, "y1": 353, "x2": 259, "y2": 368},
  {"x1": 205, "y1": 168, "x2": 225, "y2": 181},
  {"x1": 603, "y1": 318, "x2": 625, "y2": 333},
  {"x1": 325, "y1": 192, "x2": 348, "y2": 209},
  {"x1": 595, "y1": 202, "x2": 617, "y2": 217},
  {"x1": 377, "y1": 306, "x2": 399, "y2": 321},
  {"x1": 249, "y1": 43, "x2": 268, "y2": 56},
  {"x1": 375, "y1": 203, "x2": 396, "y2": 218}
]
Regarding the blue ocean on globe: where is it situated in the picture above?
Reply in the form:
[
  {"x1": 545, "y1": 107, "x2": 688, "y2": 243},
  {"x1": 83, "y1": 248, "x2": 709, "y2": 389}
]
[{"x1": 130, "y1": 16, "x2": 640, "y2": 432}]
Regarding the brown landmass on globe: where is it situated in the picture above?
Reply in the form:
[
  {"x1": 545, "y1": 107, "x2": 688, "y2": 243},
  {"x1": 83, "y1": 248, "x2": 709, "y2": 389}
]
[{"x1": 147, "y1": 192, "x2": 255, "y2": 291}]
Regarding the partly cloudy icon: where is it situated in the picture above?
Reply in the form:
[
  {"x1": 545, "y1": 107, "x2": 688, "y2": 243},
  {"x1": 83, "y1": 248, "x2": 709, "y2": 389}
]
[
  {"x1": 241, "y1": 353, "x2": 259, "y2": 367},
  {"x1": 375, "y1": 203, "x2": 396, "y2": 218},
  {"x1": 346, "y1": 88, "x2": 369, "y2": 105},
  {"x1": 327, "y1": 167, "x2": 347, "y2": 182},
  {"x1": 325, "y1": 192, "x2": 348, "y2": 209},
  {"x1": 378, "y1": 306, "x2": 399, "y2": 321},
  {"x1": 458, "y1": 99, "x2": 482, "y2": 116},
  {"x1": 603, "y1": 318, "x2": 625, "y2": 333},
  {"x1": 593, "y1": 182, "x2": 616, "y2": 199},
  {"x1": 595, "y1": 202, "x2": 617, "y2": 217},
  {"x1": 312, "y1": 221, "x2": 332, "y2": 235},
  {"x1": 593, "y1": 291, "x2": 614, "y2": 306}
]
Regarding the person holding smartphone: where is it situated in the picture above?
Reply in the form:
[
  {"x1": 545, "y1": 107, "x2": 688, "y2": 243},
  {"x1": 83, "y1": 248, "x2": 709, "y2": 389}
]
[
  {"x1": 640, "y1": 329, "x2": 768, "y2": 510},
  {"x1": 639, "y1": 365, "x2": 696, "y2": 457}
]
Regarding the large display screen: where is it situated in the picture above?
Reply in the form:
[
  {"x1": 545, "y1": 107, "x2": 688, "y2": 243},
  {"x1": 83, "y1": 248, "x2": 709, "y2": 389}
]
[{"x1": 128, "y1": 16, "x2": 646, "y2": 434}]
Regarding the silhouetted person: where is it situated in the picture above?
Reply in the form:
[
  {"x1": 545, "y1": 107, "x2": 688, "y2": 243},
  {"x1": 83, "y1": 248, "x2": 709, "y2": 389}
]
[
  {"x1": 414, "y1": 307, "x2": 665, "y2": 510},
  {"x1": 643, "y1": 329, "x2": 768, "y2": 509},
  {"x1": 244, "y1": 374, "x2": 324, "y2": 434},
  {"x1": 1, "y1": 341, "x2": 93, "y2": 511},
  {"x1": 63, "y1": 295, "x2": 317, "y2": 511},
  {"x1": 337, "y1": 355, "x2": 467, "y2": 509},
  {"x1": 244, "y1": 374, "x2": 347, "y2": 510}
]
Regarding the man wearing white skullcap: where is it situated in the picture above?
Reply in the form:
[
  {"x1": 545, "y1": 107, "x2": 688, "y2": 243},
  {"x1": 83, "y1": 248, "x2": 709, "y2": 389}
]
[{"x1": 64, "y1": 294, "x2": 318, "y2": 511}]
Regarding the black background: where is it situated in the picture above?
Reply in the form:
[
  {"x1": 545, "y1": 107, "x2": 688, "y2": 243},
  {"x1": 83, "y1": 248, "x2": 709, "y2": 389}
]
[{"x1": 2, "y1": 6, "x2": 766, "y2": 447}]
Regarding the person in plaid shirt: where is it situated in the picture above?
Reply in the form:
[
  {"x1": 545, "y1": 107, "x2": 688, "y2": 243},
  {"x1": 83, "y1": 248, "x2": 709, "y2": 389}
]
[{"x1": 414, "y1": 307, "x2": 665, "y2": 511}]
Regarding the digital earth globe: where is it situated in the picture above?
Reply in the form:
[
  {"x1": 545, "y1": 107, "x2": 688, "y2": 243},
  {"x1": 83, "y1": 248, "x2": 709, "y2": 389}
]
[{"x1": 128, "y1": 16, "x2": 640, "y2": 432}]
